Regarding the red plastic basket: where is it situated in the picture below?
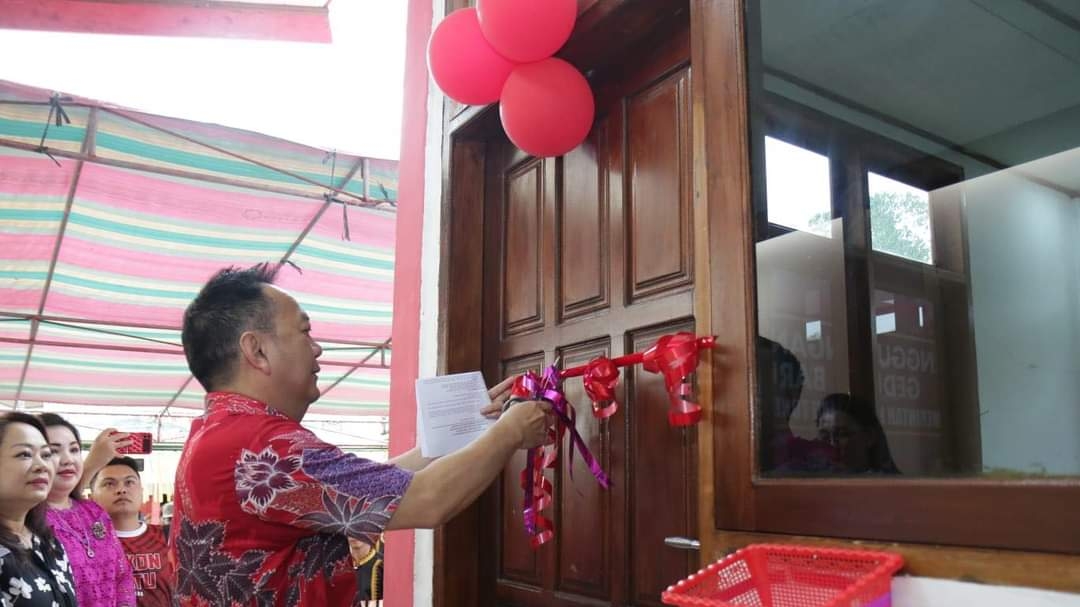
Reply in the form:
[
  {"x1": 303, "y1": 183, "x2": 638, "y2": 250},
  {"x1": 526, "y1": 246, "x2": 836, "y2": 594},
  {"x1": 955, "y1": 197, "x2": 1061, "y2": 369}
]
[{"x1": 661, "y1": 544, "x2": 903, "y2": 607}]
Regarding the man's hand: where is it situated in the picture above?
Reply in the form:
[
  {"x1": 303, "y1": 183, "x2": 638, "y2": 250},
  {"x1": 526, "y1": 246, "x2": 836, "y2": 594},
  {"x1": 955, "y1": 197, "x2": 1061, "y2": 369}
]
[
  {"x1": 496, "y1": 399, "x2": 553, "y2": 449},
  {"x1": 391, "y1": 375, "x2": 531, "y2": 472},
  {"x1": 389, "y1": 381, "x2": 555, "y2": 529},
  {"x1": 478, "y1": 374, "x2": 554, "y2": 449},
  {"x1": 479, "y1": 375, "x2": 517, "y2": 419}
]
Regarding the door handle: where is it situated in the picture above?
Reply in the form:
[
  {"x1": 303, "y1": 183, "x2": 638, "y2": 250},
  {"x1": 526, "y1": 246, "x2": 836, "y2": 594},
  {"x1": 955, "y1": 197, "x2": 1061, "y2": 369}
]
[{"x1": 664, "y1": 536, "x2": 700, "y2": 550}]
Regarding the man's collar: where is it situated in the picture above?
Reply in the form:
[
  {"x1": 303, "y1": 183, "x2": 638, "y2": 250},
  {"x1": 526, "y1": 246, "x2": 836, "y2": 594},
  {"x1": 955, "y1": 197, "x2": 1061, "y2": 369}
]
[
  {"x1": 206, "y1": 392, "x2": 269, "y2": 415},
  {"x1": 114, "y1": 522, "x2": 148, "y2": 539},
  {"x1": 205, "y1": 392, "x2": 289, "y2": 419}
]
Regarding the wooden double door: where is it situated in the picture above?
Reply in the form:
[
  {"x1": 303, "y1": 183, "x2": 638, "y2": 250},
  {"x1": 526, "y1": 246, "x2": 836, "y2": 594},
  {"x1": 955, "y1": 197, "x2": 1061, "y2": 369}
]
[{"x1": 466, "y1": 26, "x2": 700, "y2": 607}]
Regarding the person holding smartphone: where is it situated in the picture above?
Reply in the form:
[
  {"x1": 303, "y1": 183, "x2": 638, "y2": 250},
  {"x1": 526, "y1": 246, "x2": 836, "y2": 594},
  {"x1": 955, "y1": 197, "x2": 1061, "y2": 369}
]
[{"x1": 39, "y1": 413, "x2": 137, "y2": 607}]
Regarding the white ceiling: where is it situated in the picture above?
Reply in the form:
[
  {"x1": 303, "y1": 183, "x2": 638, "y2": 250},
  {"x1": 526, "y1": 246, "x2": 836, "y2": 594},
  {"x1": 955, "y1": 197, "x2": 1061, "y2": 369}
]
[{"x1": 760, "y1": 0, "x2": 1080, "y2": 178}]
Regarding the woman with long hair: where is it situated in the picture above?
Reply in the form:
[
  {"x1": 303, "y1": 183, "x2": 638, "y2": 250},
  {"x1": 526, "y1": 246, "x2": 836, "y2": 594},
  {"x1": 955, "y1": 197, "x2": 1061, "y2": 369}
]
[
  {"x1": 815, "y1": 393, "x2": 901, "y2": 474},
  {"x1": 39, "y1": 413, "x2": 137, "y2": 607},
  {"x1": 0, "y1": 412, "x2": 78, "y2": 606}
]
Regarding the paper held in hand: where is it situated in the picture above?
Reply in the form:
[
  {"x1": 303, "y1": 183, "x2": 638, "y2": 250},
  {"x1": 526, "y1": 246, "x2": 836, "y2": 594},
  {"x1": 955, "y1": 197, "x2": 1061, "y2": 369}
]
[{"x1": 416, "y1": 371, "x2": 496, "y2": 458}]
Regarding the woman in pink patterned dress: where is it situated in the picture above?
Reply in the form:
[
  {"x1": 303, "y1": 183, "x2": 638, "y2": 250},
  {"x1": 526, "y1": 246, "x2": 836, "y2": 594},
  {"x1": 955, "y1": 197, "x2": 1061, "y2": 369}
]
[{"x1": 40, "y1": 413, "x2": 137, "y2": 607}]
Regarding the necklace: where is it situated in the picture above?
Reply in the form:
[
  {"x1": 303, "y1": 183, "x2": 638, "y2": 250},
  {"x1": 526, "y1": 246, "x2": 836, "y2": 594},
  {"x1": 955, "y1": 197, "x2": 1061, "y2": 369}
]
[
  {"x1": 50, "y1": 506, "x2": 105, "y2": 558},
  {"x1": 13, "y1": 526, "x2": 32, "y2": 549}
]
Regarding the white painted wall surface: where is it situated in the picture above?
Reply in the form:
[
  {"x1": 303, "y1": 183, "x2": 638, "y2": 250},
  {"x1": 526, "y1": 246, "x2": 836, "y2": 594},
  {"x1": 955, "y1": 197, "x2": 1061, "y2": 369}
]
[
  {"x1": 964, "y1": 170, "x2": 1080, "y2": 475},
  {"x1": 895, "y1": 577, "x2": 1080, "y2": 606},
  {"x1": 412, "y1": 1, "x2": 446, "y2": 605}
]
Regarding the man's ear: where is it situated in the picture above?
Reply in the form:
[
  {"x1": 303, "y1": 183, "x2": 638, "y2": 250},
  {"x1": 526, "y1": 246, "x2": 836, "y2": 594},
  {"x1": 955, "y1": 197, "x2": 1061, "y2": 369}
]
[{"x1": 239, "y1": 331, "x2": 272, "y2": 376}]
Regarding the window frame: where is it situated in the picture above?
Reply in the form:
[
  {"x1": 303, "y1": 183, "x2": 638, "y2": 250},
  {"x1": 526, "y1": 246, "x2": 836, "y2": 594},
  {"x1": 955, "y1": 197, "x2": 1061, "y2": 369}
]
[{"x1": 709, "y1": 0, "x2": 1080, "y2": 554}]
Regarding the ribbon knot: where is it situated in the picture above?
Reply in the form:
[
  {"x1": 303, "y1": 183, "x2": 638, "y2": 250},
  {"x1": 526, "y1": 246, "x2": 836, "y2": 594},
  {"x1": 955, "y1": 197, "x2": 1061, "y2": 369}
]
[
  {"x1": 641, "y1": 332, "x2": 715, "y2": 426},
  {"x1": 583, "y1": 356, "x2": 620, "y2": 419},
  {"x1": 513, "y1": 365, "x2": 609, "y2": 549}
]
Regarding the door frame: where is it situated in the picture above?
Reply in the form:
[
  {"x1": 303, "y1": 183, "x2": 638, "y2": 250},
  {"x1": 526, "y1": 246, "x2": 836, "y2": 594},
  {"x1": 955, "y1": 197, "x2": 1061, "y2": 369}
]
[{"x1": 432, "y1": 3, "x2": 711, "y2": 605}]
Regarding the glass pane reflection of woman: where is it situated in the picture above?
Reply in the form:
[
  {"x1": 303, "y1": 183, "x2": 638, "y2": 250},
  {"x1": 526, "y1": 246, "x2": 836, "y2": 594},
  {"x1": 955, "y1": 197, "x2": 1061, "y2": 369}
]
[{"x1": 39, "y1": 413, "x2": 137, "y2": 607}]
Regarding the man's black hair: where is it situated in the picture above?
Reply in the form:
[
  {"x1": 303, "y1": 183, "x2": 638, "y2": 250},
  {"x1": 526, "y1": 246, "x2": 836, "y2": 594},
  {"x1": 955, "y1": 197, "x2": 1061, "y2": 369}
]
[
  {"x1": 90, "y1": 456, "x2": 141, "y2": 489},
  {"x1": 182, "y1": 263, "x2": 281, "y2": 391}
]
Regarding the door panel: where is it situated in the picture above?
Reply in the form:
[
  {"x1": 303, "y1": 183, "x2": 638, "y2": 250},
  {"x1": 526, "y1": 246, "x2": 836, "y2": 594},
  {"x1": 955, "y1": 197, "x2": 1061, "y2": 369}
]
[
  {"x1": 628, "y1": 320, "x2": 697, "y2": 606},
  {"x1": 626, "y1": 69, "x2": 694, "y2": 302},
  {"x1": 503, "y1": 160, "x2": 546, "y2": 337},
  {"x1": 555, "y1": 338, "x2": 614, "y2": 600},
  {"x1": 558, "y1": 141, "x2": 610, "y2": 321},
  {"x1": 499, "y1": 354, "x2": 547, "y2": 588},
  {"x1": 482, "y1": 25, "x2": 695, "y2": 607}
]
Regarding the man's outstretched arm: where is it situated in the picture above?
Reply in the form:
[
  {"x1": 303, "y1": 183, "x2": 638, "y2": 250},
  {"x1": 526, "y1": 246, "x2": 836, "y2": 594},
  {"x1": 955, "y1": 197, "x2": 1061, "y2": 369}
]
[
  {"x1": 387, "y1": 399, "x2": 551, "y2": 529},
  {"x1": 387, "y1": 375, "x2": 517, "y2": 473}
]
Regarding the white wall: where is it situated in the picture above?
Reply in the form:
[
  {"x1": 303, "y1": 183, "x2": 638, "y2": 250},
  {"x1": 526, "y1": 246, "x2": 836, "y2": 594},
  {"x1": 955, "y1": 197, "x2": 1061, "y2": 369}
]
[
  {"x1": 895, "y1": 577, "x2": 1080, "y2": 607},
  {"x1": 963, "y1": 169, "x2": 1080, "y2": 475},
  {"x1": 412, "y1": 1, "x2": 445, "y2": 605}
]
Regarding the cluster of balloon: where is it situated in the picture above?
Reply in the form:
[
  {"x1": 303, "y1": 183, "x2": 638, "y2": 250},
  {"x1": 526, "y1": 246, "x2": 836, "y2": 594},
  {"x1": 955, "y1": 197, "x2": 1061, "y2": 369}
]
[{"x1": 427, "y1": 0, "x2": 593, "y2": 158}]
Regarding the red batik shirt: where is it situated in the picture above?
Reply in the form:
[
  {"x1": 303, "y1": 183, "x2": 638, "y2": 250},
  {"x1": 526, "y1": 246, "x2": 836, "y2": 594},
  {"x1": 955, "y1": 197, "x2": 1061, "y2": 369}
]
[{"x1": 171, "y1": 392, "x2": 413, "y2": 607}]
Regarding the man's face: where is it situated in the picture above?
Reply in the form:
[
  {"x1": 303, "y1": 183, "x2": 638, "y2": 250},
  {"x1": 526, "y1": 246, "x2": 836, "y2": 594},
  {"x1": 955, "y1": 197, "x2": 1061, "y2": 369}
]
[
  {"x1": 92, "y1": 464, "x2": 143, "y2": 518},
  {"x1": 262, "y1": 286, "x2": 323, "y2": 416}
]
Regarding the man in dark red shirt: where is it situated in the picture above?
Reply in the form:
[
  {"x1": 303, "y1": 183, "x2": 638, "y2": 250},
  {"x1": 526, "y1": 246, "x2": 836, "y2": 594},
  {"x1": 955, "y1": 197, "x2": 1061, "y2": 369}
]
[
  {"x1": 173, "y1": 264, "x2": 552, "y2": 606},
  {"x1": 91, "y1": 457, "x2": 175, "y2": 607}
]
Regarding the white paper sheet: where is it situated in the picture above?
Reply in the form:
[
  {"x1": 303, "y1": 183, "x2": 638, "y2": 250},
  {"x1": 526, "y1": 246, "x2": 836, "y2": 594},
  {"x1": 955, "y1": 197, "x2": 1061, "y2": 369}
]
[{"x1": 415, "y1": 371, "x2": 495, "y2": 458}]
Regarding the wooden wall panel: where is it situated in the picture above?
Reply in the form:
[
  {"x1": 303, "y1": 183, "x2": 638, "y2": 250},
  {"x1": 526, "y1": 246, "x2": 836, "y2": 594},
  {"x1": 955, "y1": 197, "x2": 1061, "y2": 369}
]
[
  {"x1": 503, "y1": 159, "x2": 546, "y2": 336},
  {"x1": 554, "y1": 339, "x2": 614, "y2": 600},
  {"x1": 433, "y1": 137, "x2": 491, "y2": 607},
  {"x1": 625, "y1": 67, "x2": 693, "y2": 303},
  {"x1": 628, "y1": 320, "x2": 697, "y2": 606},
  {"x1": 558, "y1": 129, "x2": 611, "y2": 322}
]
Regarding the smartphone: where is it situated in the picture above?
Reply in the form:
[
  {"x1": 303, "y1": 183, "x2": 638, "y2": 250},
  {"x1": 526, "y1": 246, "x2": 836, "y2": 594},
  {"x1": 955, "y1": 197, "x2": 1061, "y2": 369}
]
[{"x1": 116, "y1": 432, "x2": 153, "y2": 455}]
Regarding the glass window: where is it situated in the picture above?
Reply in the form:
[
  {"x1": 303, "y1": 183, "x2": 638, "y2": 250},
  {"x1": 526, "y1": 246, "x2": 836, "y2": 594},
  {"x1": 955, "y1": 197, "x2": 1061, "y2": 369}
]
[
  {"x1": 750, "y1": 0, "x2": 1080, "y2": 479},
  {"x1": 764, "y1": 136, "x2": 832, "y2": 237},
  {"x1": 868, "y1": 172, "x2": 933, "y2": 264}
]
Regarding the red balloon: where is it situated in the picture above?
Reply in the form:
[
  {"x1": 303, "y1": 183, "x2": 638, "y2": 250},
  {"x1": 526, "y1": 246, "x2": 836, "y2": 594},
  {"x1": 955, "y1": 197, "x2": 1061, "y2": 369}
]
[
  {"x1": 477, "y1": 0, "x2": 577, "y2": 63},
  {"x1": 428, "y1": 8, "x2": 516, "y2": 105},
  {"x1": 500, "y1": 58, "x2": 594, "y2": 158}
]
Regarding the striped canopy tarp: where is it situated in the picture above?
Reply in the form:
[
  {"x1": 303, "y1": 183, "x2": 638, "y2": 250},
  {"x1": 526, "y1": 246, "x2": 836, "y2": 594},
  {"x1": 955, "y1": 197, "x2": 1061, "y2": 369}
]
[{"x1": 0, "y1": 79, "x2": 396, "y2": 417}]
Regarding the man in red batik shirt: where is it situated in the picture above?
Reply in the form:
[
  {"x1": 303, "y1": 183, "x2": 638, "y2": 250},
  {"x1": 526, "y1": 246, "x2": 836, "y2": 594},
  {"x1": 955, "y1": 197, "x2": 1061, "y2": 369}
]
[
  {"x1": 91, "y1": 457, "x2": 175, "y2": 607},
  {"x1": 173, "y1": 264, "x2": 553, "y2": 606}
]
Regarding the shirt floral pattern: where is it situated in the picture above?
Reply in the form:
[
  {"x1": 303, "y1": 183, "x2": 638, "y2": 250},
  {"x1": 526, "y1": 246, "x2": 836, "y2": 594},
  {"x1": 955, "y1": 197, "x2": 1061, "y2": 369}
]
[
  {"x1": 171, "y1": 392, "x2": 413, "y2": 607},
  {"x1": 0, "y1": 534, "x2": 78, "y2": 607}
]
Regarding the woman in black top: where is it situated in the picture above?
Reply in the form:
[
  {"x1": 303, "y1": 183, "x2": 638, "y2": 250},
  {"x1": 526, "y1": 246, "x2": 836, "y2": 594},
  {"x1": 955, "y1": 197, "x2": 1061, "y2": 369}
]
[{"x1": 0, "y1": 412, "x2": 78, "y2": 607}]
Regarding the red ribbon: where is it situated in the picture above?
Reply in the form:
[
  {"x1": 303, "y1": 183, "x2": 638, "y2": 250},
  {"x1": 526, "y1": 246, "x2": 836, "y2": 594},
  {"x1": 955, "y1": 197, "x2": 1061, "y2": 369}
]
[
  {"x1": 641, "y1": 332, "x2": 715, "y2": 426},
  {"x1": 512, "y1": 368, "x2": 609, "y2": 549},
  {"x1": 582, "y1": 356, "x2": 620, "y2": 419},
  {"x1": 503, "y1": 332, "x2": 713, "y2": 547}
]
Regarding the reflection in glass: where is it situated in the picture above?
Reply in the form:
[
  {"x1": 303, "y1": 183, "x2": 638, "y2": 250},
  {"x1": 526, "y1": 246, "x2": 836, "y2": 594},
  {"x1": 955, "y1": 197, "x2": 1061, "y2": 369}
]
[
  {"x1": 868, "y1": 173, "x2": 932, "y2": 264},
  {"x1": 764, "y1": 136, "x2": 831, "y2": 237},
  {"x1": 749, "y1": 0, "x2": 1080, "y2": 478}
]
